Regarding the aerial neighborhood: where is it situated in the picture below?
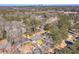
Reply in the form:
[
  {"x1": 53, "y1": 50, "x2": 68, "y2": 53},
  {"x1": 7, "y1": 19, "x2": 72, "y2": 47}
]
[{"x1": 0, "y1": 6, "x2": 79, "y2": 54}]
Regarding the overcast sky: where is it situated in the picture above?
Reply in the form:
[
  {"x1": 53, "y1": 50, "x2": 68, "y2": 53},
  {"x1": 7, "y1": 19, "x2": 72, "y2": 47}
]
[{"x1": 0, "y1": 0, "x2": 79, "y2": 5}]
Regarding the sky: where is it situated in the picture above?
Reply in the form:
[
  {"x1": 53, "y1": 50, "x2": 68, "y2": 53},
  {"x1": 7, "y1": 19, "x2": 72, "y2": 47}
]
[{"x1": 0, "y1": 0, "x2": 79, "y2": 6}]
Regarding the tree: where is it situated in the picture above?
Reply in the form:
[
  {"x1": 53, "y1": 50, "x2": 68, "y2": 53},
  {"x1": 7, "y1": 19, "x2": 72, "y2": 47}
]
[
  {"x1": 73, "y1": 23, "x2": 79, "y2": 32},
  {"x1": 44, "y1": 15, "x2": 71, "y2": 44},
  {"x1": 57, "y1": 15, "x2": 70, "y2": 39},
  {"x1": 30, "y1": 19, "x2": 43, "y2": 32},
  {"x1": 44, "y1": 23, "x2": 62, "y2": 44},
  {"x1": 57, "y1": 15, "x2": 71, "y2": 29}
]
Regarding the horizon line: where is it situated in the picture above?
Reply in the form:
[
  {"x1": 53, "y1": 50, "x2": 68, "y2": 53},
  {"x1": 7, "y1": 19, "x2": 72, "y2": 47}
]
[{"x1": 0, "y1": 4, "x2": 79, "y2": 6}]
